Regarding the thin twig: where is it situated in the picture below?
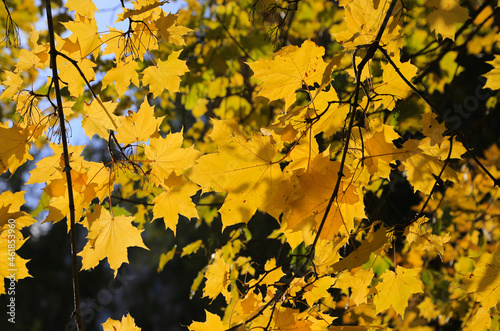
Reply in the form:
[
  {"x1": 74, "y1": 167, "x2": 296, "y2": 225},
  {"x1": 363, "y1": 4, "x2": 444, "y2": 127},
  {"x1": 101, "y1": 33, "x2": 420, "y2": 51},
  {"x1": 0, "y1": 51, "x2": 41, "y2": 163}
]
[{"x1": 216, "y1": 14, "x2": 254, "y2": 61}]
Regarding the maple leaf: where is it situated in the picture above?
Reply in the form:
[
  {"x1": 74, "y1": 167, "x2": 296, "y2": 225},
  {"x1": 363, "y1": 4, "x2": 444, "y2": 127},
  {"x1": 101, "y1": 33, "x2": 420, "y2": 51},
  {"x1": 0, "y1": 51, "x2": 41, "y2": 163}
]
[
  {"x1": 115, "y1": 99, "x2": 163, "y2": 144},
  {"x1": 15, "y1": 49, "x2": 41, "y2": 71},
  {"x1": 248, "y1": 39, "x2": 329, "y2": 111},
  {"x1": 312, "y1": 237, "x2": 348, "y2": 274},
  {"x1": 335, "y1": 269, "x2": 374, "y2": 305},
  {"x1": 373, "y1": 56, "x2": 418, "y2": 110},
  {"x1": 0, "y1": 232, "x2": 31, "y2": 284},
  {"x1": 334, "y1": 0, "x2": 403, "y2": 52},
  {"x1": 482, "y1": 55, "x2": 500, "y2": 90},
  {"x1": 253, "y1": 306, "x2": 313, "y2": 330},
  {"x1": 190, "y1": 120, "x2": 284, "y2": 227},
  {"x1": 1, "y1": 70, "x2": 23, "y2": 99},
  {"x1": 102, "y1": 28, "x2": 127, "y2": 58},
  {"x1": 154, "y1": 13, "x2": 192, "y2": 45},
  {"x1": 0, "y1": 191, "x2": 37, "y2": 231},
  {"x1": 303, "y1": 276, "x2": 336, "y2": 306},
  {"x1": 157, "y1": 245, "x2": 177, "y2": 272},
  {"x1": 283, "y1": 159, "x2": 365, "y2": 240},
  {"x1": 0, "y1": 123, "x2": 32, "y2": 175},
  {"x1": 464, "y1": 307, "x2": 492, "y2": 331},
  {"x1": 144, "y1": 131, "x2": 201, "y2": 185},
  {"x1": 396, "y1": 137, "x2": 466, "y2": 194},
  {"x1": 142, "y1": 50, "x2": 189, "y2": 98},
  {"x1": 82, "y1": 100, "x2": 119, "y2": 139},
  {"x1": 373, "y1": 266, "x2": 423, "y2": 317},
  {"x1": 26, "y1": 143, "x2": 80, "y2": 185},
  {"x1": 79, "y1": 205, "x2": 148, "y2": 276},
  {"x1": 229, "y1": 291, "x2": 265, "y2": 325},
  {"x1": 181, "y1": 239, "x2": 204, "y2": 257},
  {"x1": 62, "y1": 17, "x2": 102, "y2": 58},
  {"x1": 462, "y1": 246, "x2": 500, "y2": 309},
  {"x1": 42, "y1": 158, "x2": 113, "y2": 230},
  {"x1": 188, "y1": 310, "x2": 226, "y2": 331},
  {"x1": 56, "y1": 55, "x2": 96, "y2": 97},
  {"x1": 421, "y1": 112, "x2": 446, "y2": 146},
  {"x1": 102, "y1": 56, "x2": 140, "y2": 96},
  {"x1": 427, "y1": 0, "x2": 468, "y2": 40},
  {"x1": 117, "y1": 0, "x2": 169, "y2": 21},
  {"x1": 0, "y1": 192, "x2": 34, "y2": 292},
  {"x1": 311, "y1": 94, "x2": 349, "y2": 137},
  {"x1": 203, "y1": 250, "x2": 231, "y2": 302},
  {"x1": 332, "y1": 225, "x2": 389, "y2": 272},
  {"x1": 65, "y1": 0, "x2": 98, "y2": 19},
  {"x1": 404, "y1": 216, "x2": 451, "y2": 258},
  {"x1": 102, "y1": 313, "x2": 141, "y2": 331},
  {"x1": 152, "y1": 174, "x2": 199, "y2": 235},
  {"x1": 247, "y1": 258, "x2": 285, "y2": 288},
  {"x1": 351, "y1": 117, "x2": 401, "y2": 179}
]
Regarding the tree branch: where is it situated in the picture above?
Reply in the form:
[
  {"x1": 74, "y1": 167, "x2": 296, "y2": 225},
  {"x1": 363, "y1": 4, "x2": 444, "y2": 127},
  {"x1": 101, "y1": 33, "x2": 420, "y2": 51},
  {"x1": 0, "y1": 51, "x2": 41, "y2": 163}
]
[{"x1": 45, "y1": 1, "x2": 83, "y2": 330}]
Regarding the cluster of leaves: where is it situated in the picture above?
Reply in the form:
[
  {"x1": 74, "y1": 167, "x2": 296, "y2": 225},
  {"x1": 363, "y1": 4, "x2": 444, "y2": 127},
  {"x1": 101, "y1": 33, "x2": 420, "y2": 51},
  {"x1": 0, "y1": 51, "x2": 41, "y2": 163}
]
[{"x1": 1, "y1": 0, "x2": 500, "y2": 330}]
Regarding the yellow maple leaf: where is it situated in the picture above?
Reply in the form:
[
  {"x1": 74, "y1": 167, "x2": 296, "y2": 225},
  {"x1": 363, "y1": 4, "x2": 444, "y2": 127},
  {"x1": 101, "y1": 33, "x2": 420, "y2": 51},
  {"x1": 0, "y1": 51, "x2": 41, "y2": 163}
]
[
  {"x1": 396, "y1": 137, "x2": 466, "y2": 194},
  {"x1": 0, "y1": 191, "x2": 36, "y2": 241},
  {"x1": 0, "y1": 191, "x2": 35, "y2": 293},
  {"x1": 335, "y1": 269, "x2": 374, "y2": 305},
  {"x1": 332, "y1": 225, "x2": 389, "y2": 272},
  {"x1": 1, "y1": 71, "x2": 23, "y2": 99},
  {"x1": 154, "y1": 13, "x2": 192, "y2": 45},
  {"x1": 181, "y1": 239, "x2": 204, "y2": 257},
  {"x1": 115, "y1": 99, "x2": 163, "y2": 144},
  {"x1": 351, "y1": 117, "x2": 401, "y2": 179},
  {"x1": 26, "y1": 143, "x2": 71, "y2": 185},
  {"x1": 157, "y1": 245, "x2": 177, "y2": 272},
  {"x1": 188, "y1": 310, "x2": 226, "y2": 331},
  {"x1": 203, "y1": 250, "x2": 231, "y2": 302},
  {"x1": 102, "y1": 28, "x2": 127, "y2": 58},
  {"x1": 421, "y1": 112, "x2": 446, "y2": 146},
  {"x1": 373, "y1": 56, "x2": 418, "y2": 110},
  {"x1": 62, "y1": 17, "x2": 102, "y2": 58},
  {"x1": 79, "y1": 205, "x2": 148, "y2": 276},
  {"x1": 42, "y1": 157, "x2": 113, "y2": 230},
  {"x1": 142, "y1": 50, "x2": 189, "y2": 98},
  {"x1": 462, "y1": 246, "x2": 500, "y2": 309},
  {"x1": 15, "y1": 49, "x2": 40, "y2": 71},
  {"x1": 303, "y1": 276, "x2": 336, "y2": 306},
  {"x1": 102, "y1": 56, "x2": 140, "y2": 96},
  {"x1": 333, "y1": 0, "x2": 403, "y2": 52},
  {"x1": 404, "y1": 217, "x2": 451, "y2": 258},
  {"x1": 152, "y1": 174, "x2": 199, "y2": 235},
  {"x1": 117, "y1": 0, "x2": 168, "y2": 21},
  {"x1": 247, "y1": 258, "x2": 285, "y2": 288},
  {"x1": 482, "y1": 55, "x2": 500, "y2": 91},
  {"x1": 65, "y1": 0, "x2": 98, "y2": 19},
  {"x1": 102, "y1": 313, "x2": 141, "y2": 331},
  {"x1": 56, "y1": 55, "x2": 96, "y2": 97},
  {"x1": 248, "y1": 39, "x2": 329, "y2": 112},
  {"x1": 0, "y1": 232, "x2": 31, "y2": 285},
  {"x1": 373, "y1": 266, "x2": 423, "y2": 317},
  {"x1": 190, "y1": 120, "x2": 284, "y2": 228},
  {"x1": 254, "y1": 306, "x2": 313, "y2": 330},
  {"x1": 0, "y1": 123, "x2": 32, "y2": 175},
  {"x1": 229, "y1": 291, "x2": 265, "y2": 325},
  {"x1": 464, "y1": 306, "x2": 492, "y2": 331},
  {"x1": 427, "y1": 0, "x2": 468, "y2": 41},
  {"x1": 82, "y1": 100, "x2": 119, "y2": 139},
  {"x1": 284, "y1": 159, "x2": 365, "y2": 240},
  {"x1": 144, "y1": 131, "x2": 201, "y2": 185}
]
